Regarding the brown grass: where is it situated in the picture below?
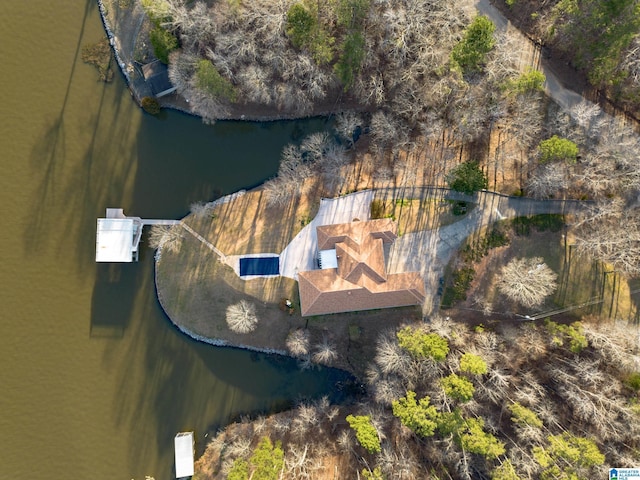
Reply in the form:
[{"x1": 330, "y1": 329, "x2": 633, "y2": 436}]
[
  {"x1": 189, "y1": 186, "x2": 321, "y2": 256},
  {"x1": 457, "y1": 227, "x2": 638, "y2": 322},
  {"x1": 156, "y1": 232, "x2": 421, "y2": 378}
]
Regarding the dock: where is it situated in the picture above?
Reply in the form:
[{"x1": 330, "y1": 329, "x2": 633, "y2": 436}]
[{"x1": 95, "y1": 208, "x2": 179, "y2": 262}]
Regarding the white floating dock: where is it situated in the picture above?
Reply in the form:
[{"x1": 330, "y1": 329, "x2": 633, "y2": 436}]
[{"x1": 174, "y1": 431, "x2": 195, "y2": 478}]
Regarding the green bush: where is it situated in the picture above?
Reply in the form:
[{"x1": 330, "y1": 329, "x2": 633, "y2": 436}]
[
  {"x1": 286, "y1": 3, "x2": 317, "y2": 48},
  {"x1": 436, "y1": 409, "x2": 466, "y2": 436},
  {"x1": 555, "y1": 0, "x2": 640, "y2": 88},
  {"x1": 228, "y1": 459, "x2": 249, "y2": 480},
  {"x1": 397, "y1": 327, "x2": 450, "y2": 361},
  {"x1": 362, "y1": 467, "x2": 384, "y2": 480},
  {"x1": 533, "y1": 432, "x2": 604, "y2": 479},
  {"x1": 491, "y1": 460, "x2": 520, "y2": 480},
  {"x1": 141, "y1": 96, "x2": 161, "y2": 115},
  {"x1": 545, "y1": 319, "x2": 588, "y2": 353},
  {"x1": 452, "y1": 201, "x2": 468, "y2": 216},
  {"x1": 392, "y1": 391, "x2": 439, "y2": 437},
  {"x1": 249, "y1": 437, "x2": 285, "y2": 480},
  {"x1": 538, "y1": 135, "x2": 579, "y2": 164},
  {"x1": 451, "y1": 15, "x2": 496, "y2": 74},
  {"x1": 625, "y1": 372, "x2": 640, "y2": 391},
  {"x1": 346, "y1": 415, "x2": 381, "y2": 454},
  {"x1": 149, "y1": 26, "x2": 178, "y2": 64},
  {"x1": 441, "y1": 373, "x2": 475, "y2": 402},
  {"x1": 447, "y1": 161, "x2": 488, "y2": 194},
  {"x1": 508, "y1": 402, "x2": 543, "y2": 428},
  {"x1": 459, "y1": 353, "x2": 488, "y2": 375},
  {"x1": 336, "y1": 0, "x2": 371, "y2": 28},
  {"x1": 441, "y1": 267, "x2": 475, "y2": 306},
  {"x1": 461, "y1": 226, "x2": 510, "y2": 262},
  {"x1": 196, "y1": 59, "x2": 237, "y2": 101},
  {"x1": 506, "y1": 68, "x2": 545, "y2": 94},
  {"x1": 459, "y1": 418, "x2": 506, "y2": 459}
]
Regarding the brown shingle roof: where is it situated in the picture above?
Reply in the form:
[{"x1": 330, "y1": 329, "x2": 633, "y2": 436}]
[{"x1": 298, "y1": 219, "x2": 425, "y2": 316}]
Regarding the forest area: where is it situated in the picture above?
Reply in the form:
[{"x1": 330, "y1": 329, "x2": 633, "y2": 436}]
[
  {"x1": 133, "y1": 0, "x2": 640, "y2": 478},
  {"x1": 195, "y1": 318, "x2": 640, "y2": 479},
  {"x1": 140, "y1": 0, "x2": 640, "y2": 277},
  {"x1": 492, "y1": 0, "x2": 640, "y2": 117}
]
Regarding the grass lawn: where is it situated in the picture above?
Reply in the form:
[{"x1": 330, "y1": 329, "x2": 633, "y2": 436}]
[
  {"x1": 187, "y1": 186, "x2": 321, "y2": 256},
  {"x1": 370, "y1": 197, "x2": 475, "y2": 235},
  {"x1": 447, "y1": 218, "x2": 638, "y2": 322}
]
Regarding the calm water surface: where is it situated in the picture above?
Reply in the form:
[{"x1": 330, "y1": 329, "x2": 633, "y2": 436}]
[{"x1": 0, "y1": 2, "x2": 345, "y2": 478}]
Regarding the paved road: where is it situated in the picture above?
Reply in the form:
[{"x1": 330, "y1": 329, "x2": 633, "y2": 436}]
[{"x1": 474, "y1": 0, "x2": 624, "y2": 129}]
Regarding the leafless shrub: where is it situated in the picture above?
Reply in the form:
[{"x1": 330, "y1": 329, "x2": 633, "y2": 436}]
[
  {"x1": 312, "y1": 337, "x2": 338, "y2": 365},
  {"x1": 478, "y1": 368, "x2": 512, "y2": 404},
  {"x1": 527, "y1": 163, "x2": 569, "y2": 199},
  {"x1": 225, "y1": 300, "x2": 258, "y2": 333},
  {"x1": 375, "y1": 334, "x2": 410, "y2": 375},
  {"x1": 337, "y1": 429, "x2": 352, "y2": 451},
  {"x1": 326, "y1": 406, "x2": 340, "y2": 422},
  {"x1": 225, "y1": 436, "x2": 252, "y2": 459},
  {"x1": 273, "y1": 415, "x2": 291, "y2": 434},
  {"x1": 286, "y1": 329, "x2": 310, "y2": 357},
  {"x1": 334, "y1": 111, "x2": 362, "y2": 145},
  {"x1": 301, "y1": 132, "x2": 331, "y2": 162},
  {"x1": 498, "y1": 257, "x2": 558, "y2": 308},
  {"x1": 148, "y1": 224, "x2": 184, "y2": 253},
  {"x1": 291, "y1": 403, "x2": 318, "y2": 437}
]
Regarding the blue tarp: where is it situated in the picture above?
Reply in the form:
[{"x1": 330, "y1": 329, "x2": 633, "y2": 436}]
[{"x1": 239, "y1": 257, "x2": 280, "y2": 276}]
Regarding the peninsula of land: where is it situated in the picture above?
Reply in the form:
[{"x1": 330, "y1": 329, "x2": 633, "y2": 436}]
[{"x1": 97, "y1": 0, "x2": 640, "y2": 478}]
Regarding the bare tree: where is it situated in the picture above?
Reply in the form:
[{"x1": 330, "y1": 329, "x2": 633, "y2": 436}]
[
  {"x1": 574, "y1": 127, "x2": 640, "y2": 198},
  {"x1": 334, "y1": 111, "x2": 362, "y2": 146},
  {"x1": 312, "y1": 336, "x2": 338, "y2": 365},
  {"x1": 225, "y1": 300, "x2": 258, "y2": 333},
  {"x1": 286, "y1": 329, "x2": 310, "y2": 357},
  {"x1": 573, "y1": 199, "x2": 640, "y2": 276},
  {"x1": 147, "y1": 224, "x2": 184, "y2": 253},
  {"x1": 498, "y1": 257, "x2": 558, "y2": 308},
  {"x1": 526, "y1": 163, "x2": 569, "y2": 199}
]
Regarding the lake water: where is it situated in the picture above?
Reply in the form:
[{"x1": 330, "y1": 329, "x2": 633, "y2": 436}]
[{"x1": 0, "y1": 1, "x2": 347, "y2": 478}]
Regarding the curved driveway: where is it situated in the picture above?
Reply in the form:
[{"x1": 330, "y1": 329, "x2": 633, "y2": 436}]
[{"x1": 279, "y1": 190, "x2": 375, "y2": 279}]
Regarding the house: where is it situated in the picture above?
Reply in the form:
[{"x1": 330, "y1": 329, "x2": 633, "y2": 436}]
[
  {"x1": 297, "y1": 218, "x2": 426, "y2": 316},
  {"x1": 142, "y1": 60, "x2": 177, "y2": 98}
]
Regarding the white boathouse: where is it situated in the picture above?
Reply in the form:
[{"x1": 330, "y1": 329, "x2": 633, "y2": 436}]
[
  {"x1": 174, "y1": 431, "x2": 195, "y2": 478},
  {"x1": 95, "y1": 208, "x2": 179, "y2": 262}
]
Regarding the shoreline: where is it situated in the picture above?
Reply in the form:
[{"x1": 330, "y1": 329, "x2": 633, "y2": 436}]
[
  {"x1": 154, "y1": 260, "x2": 289, "y2": 357},
  {"x1": 97, "y1": 0, "x2": 365, "y2": 122}
]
